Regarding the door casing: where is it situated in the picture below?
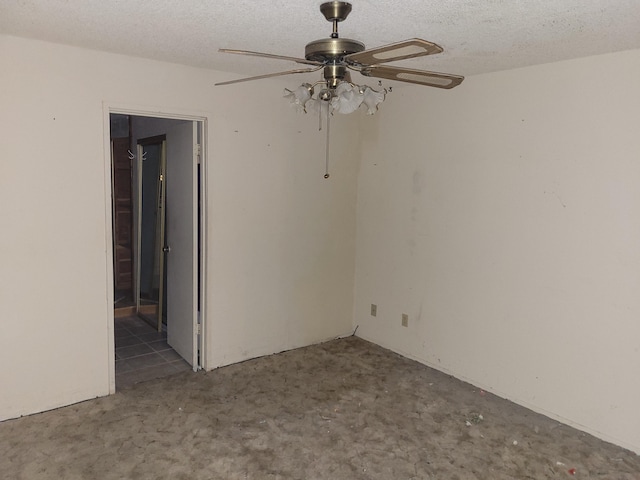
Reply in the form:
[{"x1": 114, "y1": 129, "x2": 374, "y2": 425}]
[{"x1": 103, "y1": 104, "x2": 207, "y2": 394}]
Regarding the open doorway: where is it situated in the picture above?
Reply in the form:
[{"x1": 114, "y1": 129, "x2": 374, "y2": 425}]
[{"x1": 108, "y1": 113, "x2": 205, "y2": 389}]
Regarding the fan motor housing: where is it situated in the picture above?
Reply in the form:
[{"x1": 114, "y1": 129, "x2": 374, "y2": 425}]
[{"x1": 305, "y1": 38, "x2": 365, "y2": 63}]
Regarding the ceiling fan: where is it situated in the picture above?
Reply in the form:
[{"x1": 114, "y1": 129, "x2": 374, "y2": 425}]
[
  {"x1": 216, "y1": 1, "x2": 464, "y2": 90},
  {"x1": 216, "y1": 2, "x2": 464, "y2": 178}
]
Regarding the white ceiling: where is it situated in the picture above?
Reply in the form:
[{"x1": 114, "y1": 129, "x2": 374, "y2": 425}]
[{"x1": 2, "y1": 0, "x2": 640, "y2": 81}]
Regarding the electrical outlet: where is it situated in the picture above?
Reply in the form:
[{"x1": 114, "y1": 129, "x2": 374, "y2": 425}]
[
  {"x1": 402, "y1": 313, "x2": 409, "y2": 327},
  {"x1": 370, "y1": 304, "x2": 377, "y2": 317}
]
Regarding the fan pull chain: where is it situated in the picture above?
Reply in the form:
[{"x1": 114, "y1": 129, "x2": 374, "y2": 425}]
[{"x1": 324, "y1": 104, "x2": 330, "y2": 179}]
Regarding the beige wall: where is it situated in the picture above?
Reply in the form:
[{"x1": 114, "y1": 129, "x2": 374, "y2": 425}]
[
  {"x1": 354, "y1": 49, "x2": 640, "y2": 453},
  {"x1": 0, "y1": 35, "x2": 358, "y2": 419}
]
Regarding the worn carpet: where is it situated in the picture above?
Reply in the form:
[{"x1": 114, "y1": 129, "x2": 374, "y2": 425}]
[{"x1": 1, "y1": 337, "x2": 639, "y2": 479}]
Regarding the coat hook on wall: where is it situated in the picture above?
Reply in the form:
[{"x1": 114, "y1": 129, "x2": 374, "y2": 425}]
[{"x1": 128, "y1": 149, "x2": 148, "y2": 161}]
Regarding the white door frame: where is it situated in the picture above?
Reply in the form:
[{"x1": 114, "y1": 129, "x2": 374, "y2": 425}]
[{"x1": 103, "y1": 103, "x2": 208, "y2": 394}]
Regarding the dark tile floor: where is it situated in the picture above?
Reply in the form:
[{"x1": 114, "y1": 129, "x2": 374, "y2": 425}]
[
  {"x1": 113, "y1": 288, "x2": 135, "y2": 308},
  {"x1": 114, "y1": 315, "x2": 191, "y2": 389}
]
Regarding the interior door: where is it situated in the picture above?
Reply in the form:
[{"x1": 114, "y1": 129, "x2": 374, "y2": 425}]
[{"x1": 165, "y1": 121, "x2": 198, "y2": 368}]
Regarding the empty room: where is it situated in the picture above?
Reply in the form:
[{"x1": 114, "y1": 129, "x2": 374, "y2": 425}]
[{"x1": 1, "y1": 1, "x2": 640, "y2": 478}]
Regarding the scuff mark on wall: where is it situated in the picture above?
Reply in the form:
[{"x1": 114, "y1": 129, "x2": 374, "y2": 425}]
[{"x1": 412, "y1": 170, "x2": 425, "y2": 195}]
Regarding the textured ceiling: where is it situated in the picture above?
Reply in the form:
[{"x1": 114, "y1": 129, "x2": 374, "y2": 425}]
[{"x1": 2, "y1": 0, "x2": 640, "y2": 81}]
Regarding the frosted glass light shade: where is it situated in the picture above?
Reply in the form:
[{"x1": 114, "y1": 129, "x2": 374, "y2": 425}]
[
  {"x1": 284, "y1": 81, "x2": 385, "y2": 115},
  {"x1": 362, "y1": 86, "x2": 386, "y2": 115},
  {"x1": 283, "y1": 83, "x2": 313, "y2": 112},
  {"x1": 305, "y1": 98, "x2": 327, "y2": 113},
  {"x1": 330, "y1": 82, "x2": 364, "y2": 114}
]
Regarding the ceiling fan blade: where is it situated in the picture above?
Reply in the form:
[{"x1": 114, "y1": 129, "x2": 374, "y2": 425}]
[
  {"x1": 219, "y1": 48, "x2": 324, "y2": 67},
  {"x1": 215, "y1": 66, "x2": 323, "y2": 86},
  {"x1": 360, "y1": 65, "x2": 464, "y2": 89},
  {"x1": 344, "y1": 39, "x2": 443, "y2": 66}
]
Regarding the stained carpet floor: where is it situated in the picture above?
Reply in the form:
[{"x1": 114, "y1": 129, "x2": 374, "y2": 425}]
[{"x1": 1, "y1": 337, "x2": 638, "y2": 479}]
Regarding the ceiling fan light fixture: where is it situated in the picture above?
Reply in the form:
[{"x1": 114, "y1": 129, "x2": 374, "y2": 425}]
[
  {"x1": 283, "y1": 83, "x2": 314, "y2": 112},
  {"x1": 318, "y1": 88, "x2": 334, "y2": 102},
  {"x1": 330, "y1": 82, "x2": 364, "y2": 114},
  {"x1": 305, "y1": 97, "x2": 330, "y2": 116},
  {"x1": 361, "y1": 86, "x2": 386, "y2": 115},
  {"x1": 286, "y1": 79, "x2": 385, "y2": 116}
]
